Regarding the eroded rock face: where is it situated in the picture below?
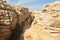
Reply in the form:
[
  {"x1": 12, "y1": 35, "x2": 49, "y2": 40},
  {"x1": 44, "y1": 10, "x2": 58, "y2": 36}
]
[
  {"x1": 24, "y1": 1, "x2": 60, "y2": 40},
  {"x1": 0, "y1": 0, "x2": 34, "y2": 40},
  {"x1": 0, "y1": 1, "x2": 17, "y2": 40}
]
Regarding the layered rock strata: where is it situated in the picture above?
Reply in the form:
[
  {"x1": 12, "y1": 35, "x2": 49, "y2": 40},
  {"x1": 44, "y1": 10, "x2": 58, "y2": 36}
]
[
  {"x1": 0, "y1": 0, "x2": 34, "y2": 40},
  {"x1": 24, "y1": 1, "x2": 60, "y2": 40}
]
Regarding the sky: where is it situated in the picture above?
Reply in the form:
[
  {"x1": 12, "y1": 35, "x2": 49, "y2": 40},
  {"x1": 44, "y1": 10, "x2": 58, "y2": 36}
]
[{"x1": 7, "y1": 0, "x2": 56, "y2": 10}]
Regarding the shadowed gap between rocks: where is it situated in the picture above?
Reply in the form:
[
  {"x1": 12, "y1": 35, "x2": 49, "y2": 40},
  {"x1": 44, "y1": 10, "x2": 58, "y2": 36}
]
[{"x1": 8, "y1": 12, "x2": 34, "y2": 40}]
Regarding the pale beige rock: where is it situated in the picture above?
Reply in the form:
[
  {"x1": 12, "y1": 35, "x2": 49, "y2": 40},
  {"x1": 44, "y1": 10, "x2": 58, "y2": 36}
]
[{"x1": 24, "y1": 1, "x2": 60, "y2": 40}]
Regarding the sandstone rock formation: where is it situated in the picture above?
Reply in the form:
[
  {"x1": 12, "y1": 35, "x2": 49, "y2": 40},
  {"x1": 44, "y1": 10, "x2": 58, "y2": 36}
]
[
  {"x1": 24, "y1": 1, "x2": 60, "y2": 40},
  {"x1": 0, "y1": 0, "x2": 34, "y2": 40}
]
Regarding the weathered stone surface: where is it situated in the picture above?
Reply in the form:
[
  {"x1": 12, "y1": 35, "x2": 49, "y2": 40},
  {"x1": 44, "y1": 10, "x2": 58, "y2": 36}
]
[
  {"x1": 24, "y1": 1, "x2": 60, "y2": 40},
  {"x1": 0, "y1": 0, "x2": 34, "y2": 40}
]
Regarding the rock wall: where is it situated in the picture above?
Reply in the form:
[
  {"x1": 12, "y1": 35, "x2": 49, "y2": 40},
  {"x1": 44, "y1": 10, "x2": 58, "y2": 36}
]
[
  {"x1": 24, "y1": 1, "x2": 60, "y2": 40},
  {"x1": 1, "y1": 0, "x2": 60, "y2": 40},
  {"x1": 0, "y1": 0, "x2": 34, "y2": 40}
]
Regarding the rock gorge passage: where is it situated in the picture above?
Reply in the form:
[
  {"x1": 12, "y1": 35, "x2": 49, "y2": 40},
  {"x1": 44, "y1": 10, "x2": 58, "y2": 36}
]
[{"x1": 0, "y1": 0, "x2": 60, "y2": 40}]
